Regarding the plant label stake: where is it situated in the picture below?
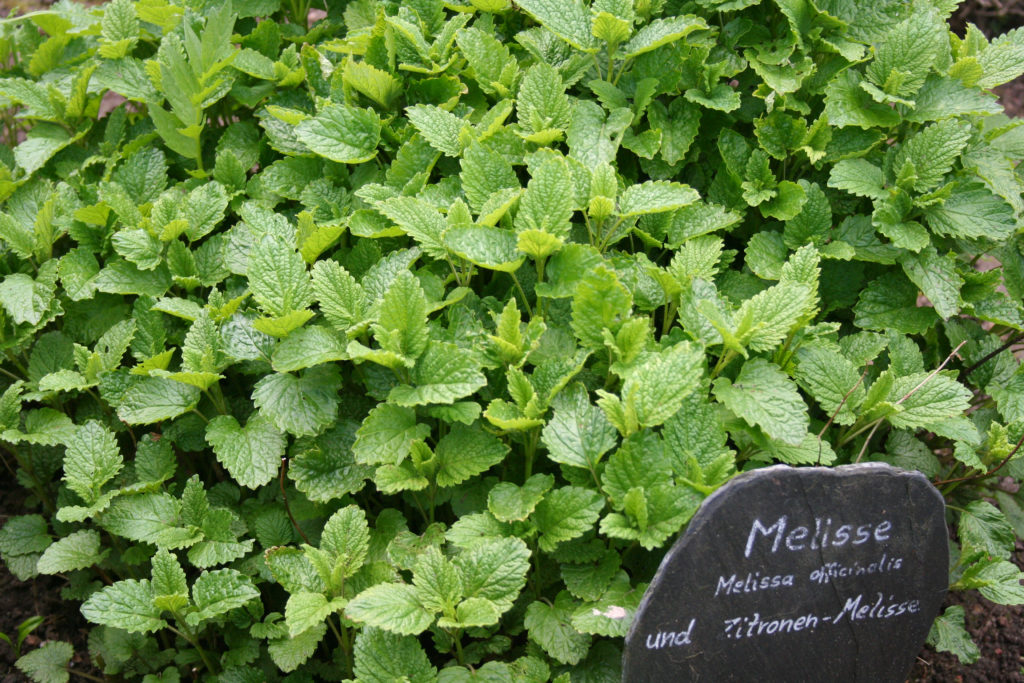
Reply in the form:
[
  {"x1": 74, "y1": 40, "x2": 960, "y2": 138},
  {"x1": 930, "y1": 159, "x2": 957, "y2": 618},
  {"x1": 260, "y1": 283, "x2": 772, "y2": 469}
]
[{"x1": 623, "y1": 463, "x2": 947, "y2": 682}]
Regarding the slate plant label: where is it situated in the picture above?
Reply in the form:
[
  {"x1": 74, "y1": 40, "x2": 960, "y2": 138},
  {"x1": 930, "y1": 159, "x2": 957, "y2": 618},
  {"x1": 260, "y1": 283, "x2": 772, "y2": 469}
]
[{"x1": 623, "y1": 463, "x2": 948, "y2": 682}]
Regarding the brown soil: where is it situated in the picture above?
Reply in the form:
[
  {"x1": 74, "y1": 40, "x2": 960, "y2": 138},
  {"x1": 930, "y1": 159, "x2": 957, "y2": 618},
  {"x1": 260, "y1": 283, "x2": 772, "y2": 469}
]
[
  {"x1": 0, "y1": 486, "x2": 100, "y2": 680},
  {"x1": 908, "y1": 542, "x2": 1024, "y2": 682}
]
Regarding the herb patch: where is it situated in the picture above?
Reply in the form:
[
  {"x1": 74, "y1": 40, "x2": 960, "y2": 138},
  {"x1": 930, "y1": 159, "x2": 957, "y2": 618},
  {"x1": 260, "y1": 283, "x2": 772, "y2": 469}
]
[{"x1": 0, "y1": 0, "x2": 1021, "y2": 679}]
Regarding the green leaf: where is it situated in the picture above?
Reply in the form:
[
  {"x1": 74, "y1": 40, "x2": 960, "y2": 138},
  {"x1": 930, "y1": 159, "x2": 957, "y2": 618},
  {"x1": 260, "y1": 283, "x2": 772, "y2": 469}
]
[
  {"x1": 116, "y1": 378, "x2": 200, "y2": 424},
  {"x1": 622, "y1": 15, "x2": 707, "y2": 58},
  {"x1": 151, "y1": 548, "x2": 187, "y2": 601},
  {"x1": 824, "y1": 70, "x2": 901, "y2": 129},
  {"x1": 249, "y1": 235, "x2": 313, "y2": 317},
  {"x1": 343, "y1": 61, "x2": 402, "y2": 108},
  {"x1": 959, "y1": 500, "x2": 1016, "y2": 558},
  {"x1": 885, "y1": 371, "x2": 971, "y2": 431},
  {"x1": 63, "y1": 421, "x2": 122, "y2": 505},
  {"x1": 927, "y1": 606, "x2": 980, "y2": 664},
  {"x1": 893, "y1": 120, "x2": 970, "y2": 193},
  {"x1": 542, "y1": 383, "x2": 618, "y2": 470},
  {"x1": 354, "y1": 627, "x2": 437, "y2": 683},
  {"x1": 456, "y1": 27, "x2": 520, "y2": 99},
  {"x1": 900, "y1": 249, "x2": 963, "y2": 320},
  {"x1": 285, "y1": 592, "x2": 341, "y2": 637},
  {"x1": 621, "y1": 342, "x2": 703, "y2": 428},
  {"x1": 346, "y1": 583, "x2": 433, "y2": 635},
  {"x1": 516, "y1": 0, "x2": 597, "y2": 52},
  {"x1": 453, "y1": 536, "x2": 530, "y2": 612},
  {"x1": 412, "y1": 546, "x2": 463, "y2": 614},
  {"x1": 923, "y1": 183, "x2": 1017, "y2": 241},
  {"x1": 354, "y1": 403, "x2": 431, "y2": 466},
  {"x1": 253, "y1": 366, "x2": 342, "y2": 437},
  {"x1": 183, "y1": 181, "x2": 229, "y2": 241},
  {"x1": 100, "y1": 492, "x2": 198, "y2": 549},
  {"x1": 601, "y1": 431, "x2": 670, "y2": 506},
  {"x1": 0, "y1": 273, "x2": 53, "y2": 326},
  {"x1": 446, "y1": 225, "x2": 524, "y2": 272},
  {"x1": 977, "y1": 26, "x2": 1024, "y2": 88},
  {"x1": 489, "y1": 475, "x2": 554, "y2": 522},
  {"x1": 854, "y1": 273, "x2": 940, "y2": 334},
  {"x1": 271, "y1": 325, "x2": 348, "y2": 372},
  {"x1": 377, "y1": 197, "x2": 449, "y2": 261},
  {"x1": 15, "y1": 125, "x2": 73, "y2": 176},
  {"x1": 461, "y1": 142, "x2": 519, "y2": 214},
  {"x1": 713, "y1": 358, "x2": 809, "y2": 446},
  {"x1": 16, "y1": 641, "x2": 74, "y2": 683},
  {"x1": 516, "y1": 156, "x2": 574, "y2": 240},
  {"x1": 295, "y1": 104, "x2": 381, "y2": 164},
  {"x1": 828, "y1": 159, "x2": 886, "y2": 200},
  {"x1": 618, "y1": 181, "x2": 699, "y2": 217},
  {"x1": 205, "y1": 414, "x2": 284, "y2": 489},
  {"x1": 186, "y1": 569, "x2": 260, "y2": 626},
  {"x1": 534, "y1": 486, "x2": 604, "y2": 552},
  {"x1": 794, "y1": 345, "x2": 865, "y2": 425},
  {"x1": 567, "y1": 101, "x2": 633, "y2": 168},
  {"x1": 81, "y1": 579, "x2": 166, "y2": 633},
  {"x1": 517, "y1": 63, "x2": 571, "y2": 138},
  {"x1": 435, "y1": 424, "x2": 509, "y2": 487},
  {"x1": 571, "y1": 266, "x2": 632, "y2": 350},
  {"x1": 525, "y1": 593, "x2": 591, "y2": 665},
  {"x1": 268, "y1": 623, "x2": 327, "y2": 672},
  {"x1": 311, "y1": 260, "x2": 367, "y2": 333},
  {"x1": 375, "y1": 270, "x2": 429, "y2": 359},
  {"x1": 906, "y1": 74, "x2": 1002, "y2": 122},
  {"x1": 405, "y1": 104, "x2": 467, "y2": 157},
  {"x1": 388, "y1": 342, "x2": 486, "y2": 406},
  {"x1": 321, "y1": 504, "x2": 370, "y2": 578},
  {"x1": 36, "y1": 529, "x2": 106, "y2": 574},
  {"x1": 289, "y1": 422, "x2": 371, "y2": 502}
]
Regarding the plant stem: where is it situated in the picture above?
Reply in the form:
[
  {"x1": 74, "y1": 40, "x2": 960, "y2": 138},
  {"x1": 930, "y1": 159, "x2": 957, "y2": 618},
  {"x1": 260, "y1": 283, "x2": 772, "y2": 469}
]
[
  {"x1": 960, "y1": 332, "x2": 1024, "y2": 379},
  {"x1": 167, "y1": 623, "x2": 216, "y2": 673},
  {"x1": 510, "y1": 271, "x2": 533, "y2": 318},
  {"x1": 453, "y1": 629, "x2": 466, "y2": 665},
  {"x1": 279, "y1": 458, "x2": 312, "y2": 544},
  {"x1": 327, "y1": 616, "x2": 353, "y2": 677},
  {"x1": 523, "y1": 427, "x2": 540, "y2": 482}
]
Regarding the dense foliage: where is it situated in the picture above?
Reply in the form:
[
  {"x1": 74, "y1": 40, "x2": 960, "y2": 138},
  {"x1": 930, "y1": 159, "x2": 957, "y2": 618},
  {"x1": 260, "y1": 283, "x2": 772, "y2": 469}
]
[{"x1": 0, "y1": 0, "x2": 1023, "y2": 679}]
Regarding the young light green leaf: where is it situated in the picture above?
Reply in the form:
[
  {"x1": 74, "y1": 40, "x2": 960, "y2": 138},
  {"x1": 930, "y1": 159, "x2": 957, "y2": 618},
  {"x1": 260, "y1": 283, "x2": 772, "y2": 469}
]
[{"x1": 927, "y1": 606, "x2": 980, "y2": 664}]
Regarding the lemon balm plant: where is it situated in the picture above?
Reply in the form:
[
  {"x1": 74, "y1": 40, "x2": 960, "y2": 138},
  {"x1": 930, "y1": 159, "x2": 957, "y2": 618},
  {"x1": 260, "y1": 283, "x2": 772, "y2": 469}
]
[{"x1": 0, "y1": 0, "x2": 1022, "y2": 678}]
